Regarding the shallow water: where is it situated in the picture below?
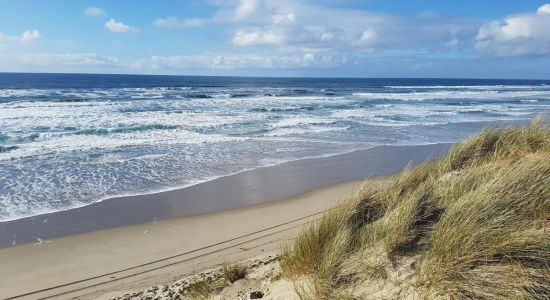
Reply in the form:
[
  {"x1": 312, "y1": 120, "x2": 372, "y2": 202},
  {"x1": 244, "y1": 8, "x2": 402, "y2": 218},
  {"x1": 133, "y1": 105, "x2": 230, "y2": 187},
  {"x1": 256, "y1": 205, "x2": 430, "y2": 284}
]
[{"x1": 1, "y1": 74, "x2": 549, "y2": 221}]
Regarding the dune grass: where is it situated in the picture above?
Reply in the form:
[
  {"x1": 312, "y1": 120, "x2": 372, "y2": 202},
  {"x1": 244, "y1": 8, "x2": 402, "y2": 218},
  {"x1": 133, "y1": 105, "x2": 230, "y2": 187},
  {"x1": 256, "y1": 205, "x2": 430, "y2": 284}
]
[
  {"x1": 184, "y1": 263, "x2": 247, "y2": 299},
  {"x1": 186, "y1": 280, "x2": 224, "y2": 300},
  {"x1": 280, "y1": 118, "x2": 550, "y2": 299},
  {"x1": 222, "y1": 263, "x2": 248, "y2": 283}
]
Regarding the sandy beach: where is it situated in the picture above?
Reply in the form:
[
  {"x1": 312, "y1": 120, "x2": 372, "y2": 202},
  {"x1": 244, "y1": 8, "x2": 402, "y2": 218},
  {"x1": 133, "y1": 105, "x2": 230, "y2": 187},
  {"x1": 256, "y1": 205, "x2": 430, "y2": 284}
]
[
  {"x1": 0, "y1": 143, "x2": 450, "y2": 299},
  {"x1": 0, "y1": 181, "x2": 360, "y2": 300}
]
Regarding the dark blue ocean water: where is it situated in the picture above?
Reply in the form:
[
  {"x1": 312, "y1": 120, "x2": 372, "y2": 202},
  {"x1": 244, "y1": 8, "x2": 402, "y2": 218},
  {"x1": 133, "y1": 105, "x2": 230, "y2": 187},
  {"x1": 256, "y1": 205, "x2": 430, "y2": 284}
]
[{"x1": 1, "y1": 73, "x2": 549, "y2": 221}]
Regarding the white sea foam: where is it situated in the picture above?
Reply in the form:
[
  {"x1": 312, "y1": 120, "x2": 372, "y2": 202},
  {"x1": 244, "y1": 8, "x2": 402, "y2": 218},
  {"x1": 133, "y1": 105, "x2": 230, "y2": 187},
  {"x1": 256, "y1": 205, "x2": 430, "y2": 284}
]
[
  {"x1": 384, "y1": 85, "x2": 550, "y2": 90},
  {"x1": 1, "y1": 82, "x2": 549, "y2": 221},
  {"x1": 352, "y1": 90, "x2": 550, "y2": 101}
]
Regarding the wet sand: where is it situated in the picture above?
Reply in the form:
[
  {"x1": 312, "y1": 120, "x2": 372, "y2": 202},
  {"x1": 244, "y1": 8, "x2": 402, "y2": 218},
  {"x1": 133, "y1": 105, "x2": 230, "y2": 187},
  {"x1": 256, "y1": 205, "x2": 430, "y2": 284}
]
[{"x1": 0, "y1": 143, "x2": 450, "y2": 248}]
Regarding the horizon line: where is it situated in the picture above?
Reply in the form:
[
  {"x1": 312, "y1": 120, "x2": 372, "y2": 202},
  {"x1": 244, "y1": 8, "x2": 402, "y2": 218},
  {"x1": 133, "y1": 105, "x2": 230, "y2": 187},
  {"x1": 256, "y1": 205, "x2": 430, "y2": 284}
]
[{"x1": 1, "y1": 71, "x2": 550, "y2": 81}]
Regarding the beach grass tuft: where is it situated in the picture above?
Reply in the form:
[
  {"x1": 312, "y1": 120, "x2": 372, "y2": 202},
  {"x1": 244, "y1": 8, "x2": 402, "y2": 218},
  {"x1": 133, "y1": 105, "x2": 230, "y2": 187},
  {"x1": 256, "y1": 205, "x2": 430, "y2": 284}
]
[
  {"x1": 281, "y1": 118, "x2": 550, "y2": 299},
  {"x1": 184, "y1": 263, "x2": 248, "y2": 299},
  {"x1": 186, "y1": 279, "x2": 227, "y2": 300},
  {"x1": 222, "y1": 263, "x2": 248, "y2": 283}
]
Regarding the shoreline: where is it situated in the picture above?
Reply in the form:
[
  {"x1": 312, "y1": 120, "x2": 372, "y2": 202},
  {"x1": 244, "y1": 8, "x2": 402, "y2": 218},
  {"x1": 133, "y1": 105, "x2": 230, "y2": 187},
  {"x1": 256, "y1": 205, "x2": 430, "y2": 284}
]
[
  {"x1": 0, "y1": 143, "x2": 377, "y2": 224},
  {"x1": 0, "y1": 142, "x2": 448, "y2": 224},
  {"x1": 0, "y1": 142, "x2": 451, "y2": 299},
  {"x1": 0, "y1": 143, "x2": 451, "y2": 248},
  {"x1": 0, "y1": 180, "x2": 361, "y2": 300}
]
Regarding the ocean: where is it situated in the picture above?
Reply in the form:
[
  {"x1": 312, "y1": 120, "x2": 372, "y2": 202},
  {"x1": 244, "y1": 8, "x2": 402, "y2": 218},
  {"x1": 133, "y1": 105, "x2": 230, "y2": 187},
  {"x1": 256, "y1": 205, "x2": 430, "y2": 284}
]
[{"x1": 1, "y1": 73, "x2": 549, "y2": 222}]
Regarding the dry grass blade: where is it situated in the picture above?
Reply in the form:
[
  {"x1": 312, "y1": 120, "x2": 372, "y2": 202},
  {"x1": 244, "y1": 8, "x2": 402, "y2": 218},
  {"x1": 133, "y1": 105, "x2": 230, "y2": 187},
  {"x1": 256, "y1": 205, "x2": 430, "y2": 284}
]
[{"x1": 280, "y1": 118, "x2": 550, "y2": 299}]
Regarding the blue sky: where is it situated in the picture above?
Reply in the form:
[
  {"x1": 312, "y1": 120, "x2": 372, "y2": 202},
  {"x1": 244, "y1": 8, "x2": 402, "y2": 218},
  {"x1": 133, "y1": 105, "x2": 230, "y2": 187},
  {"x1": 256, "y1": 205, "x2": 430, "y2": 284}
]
[{"x1": 1, "y1": 0, "x2": 550, "y2": 78}]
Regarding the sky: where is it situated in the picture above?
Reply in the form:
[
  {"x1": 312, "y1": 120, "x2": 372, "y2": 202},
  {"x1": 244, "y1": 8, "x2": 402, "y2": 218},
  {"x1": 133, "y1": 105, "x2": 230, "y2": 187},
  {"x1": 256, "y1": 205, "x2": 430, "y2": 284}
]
[{"x1": 1, "y1": 0, "x2": 550, "y2": 78}]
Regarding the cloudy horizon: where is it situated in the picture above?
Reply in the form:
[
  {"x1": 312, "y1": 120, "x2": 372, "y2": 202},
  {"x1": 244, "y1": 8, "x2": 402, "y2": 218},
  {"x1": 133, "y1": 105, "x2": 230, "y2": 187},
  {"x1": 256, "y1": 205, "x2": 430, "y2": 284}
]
[{"x1": 1, "y1": 0, "x2": 550, "y2": 78}]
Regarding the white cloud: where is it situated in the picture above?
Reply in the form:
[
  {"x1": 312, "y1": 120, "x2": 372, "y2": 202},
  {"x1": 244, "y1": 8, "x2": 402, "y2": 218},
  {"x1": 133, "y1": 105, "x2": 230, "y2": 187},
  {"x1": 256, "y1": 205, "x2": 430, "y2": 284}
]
[
  {"x1": 0, "y1": 30, "x2": 40, "y2": 43},
  {"x1": 225, "y1": 2, "x2": 387, "y2": 49},
  {"x1": 132, "y1": 48, "x2": 345, "y2": 70},
  {"x1": 476, "y1": 3, "x2": 550, "y2": 56},
  {"x1": 537, "y1": 4, "x2": 550, "y2": 14},
  {"x1": 446, "y1": 38, "x2": 459, "y2": 47},
  {"x1": 272, "y1": 13, "x2": 295, "y2": 25},
  {"x1": 0, "y1": 53, "x2": 119, "y2": 68},
  {"x1": 105, "y1": 19, "x2": 140, "y2": 33},
  {"x1": 21, "y1": 30, "x2": 40, "y2": 43},
  {"x1": 84, "y1": 7, "x2": 106, "y2": 17},
  {"x1": 302, "y1": 52, "x2": 314, "y2": 62},
  {"x1": 153, "y1": 0, "x2": 477, "y2": 56},
  {"x1": 233, "y1": 28, "x2": 285, "y2": 46},
  {"x1": 153, "y1": 17, "x2": 206, "y2": 28},
  {"x1": 30, "y1": 53, "x2": 118, "y2": 66},
  {"x1": 357, "y1": 28, "x2": 378, "y2": 45},
  {"x1": 230, "y1": 0, "x2": 474, "y2": 53},
  {"x1": 235, "y1": 0, "x2": 261, "y2": 20},
  {"x1": 320, "y1": 32, "x2": 333, "y2": 42}
]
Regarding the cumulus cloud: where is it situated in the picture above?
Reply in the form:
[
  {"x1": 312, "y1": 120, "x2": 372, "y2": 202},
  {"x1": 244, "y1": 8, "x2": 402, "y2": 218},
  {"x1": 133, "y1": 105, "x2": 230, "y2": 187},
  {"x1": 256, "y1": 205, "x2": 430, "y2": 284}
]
[
  {"x1": 538, "y1": 4, "x2": 550, "y2": 14},
  {"x1": 224, "y1": 1, "x2": 386, "y2": 50},
  {"x1": 355, "y1": 28, "x2": 378, "y2": 46},
  {"x1": 476, "y1": 3, "x2": 550, "y2": 56},
  {"x1": 272, "y1": 13, "x2": 295, "y2": 25},
  {"x1": 143, "y1": 0, "x2": 483, "y2": 73},
  {"x1": 234, "y1": 0, "x2": 261, "y2": 20},
  {"x1": 152, "y1": 0, "x2": 478, "y2": 57},
  {"x1": 21, "y1": 30, "x2": 40, "y2": 43},
  {"x1": 153, "y1": 17, "x2": 206, "y2": 28},
  {"x1": 233, "y1": 28, "x2": 285, "y2": 46},
  {"x1": 0, "y1": 53, "x2": 119, "y2": 69},
  {"x1": 3, "y1": 0, "x2": 511, "y2": 74},
  {"x1": 131, "y1": 48, "x2": 346, "y2": 70},
  {"x1": 0, "y1": 30, "x2": 40, "y2": 43},
  {"x1": 84, "y1": 7, "x2": 106, "y2": 17},
  {"x1": 105, "y1": 19, "x2": 140, "y2": 33}
]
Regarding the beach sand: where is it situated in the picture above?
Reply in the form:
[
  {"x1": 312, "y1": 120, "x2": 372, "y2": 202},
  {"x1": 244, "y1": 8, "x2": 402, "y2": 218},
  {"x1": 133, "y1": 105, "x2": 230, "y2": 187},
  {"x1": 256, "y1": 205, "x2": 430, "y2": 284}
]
[
  {"x1": 0, "y1": 181, "x2": 360, "y2": 300},
  {"x1": 0, "y1": 143, "x2": 450, "y2": 299}
]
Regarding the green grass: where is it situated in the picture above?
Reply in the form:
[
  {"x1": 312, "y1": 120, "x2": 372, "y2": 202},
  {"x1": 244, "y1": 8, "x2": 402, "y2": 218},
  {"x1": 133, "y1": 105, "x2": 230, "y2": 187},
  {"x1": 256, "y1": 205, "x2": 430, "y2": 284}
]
[{"x1": 281, "y1": 118, "x2": 550, "y2": 299}]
